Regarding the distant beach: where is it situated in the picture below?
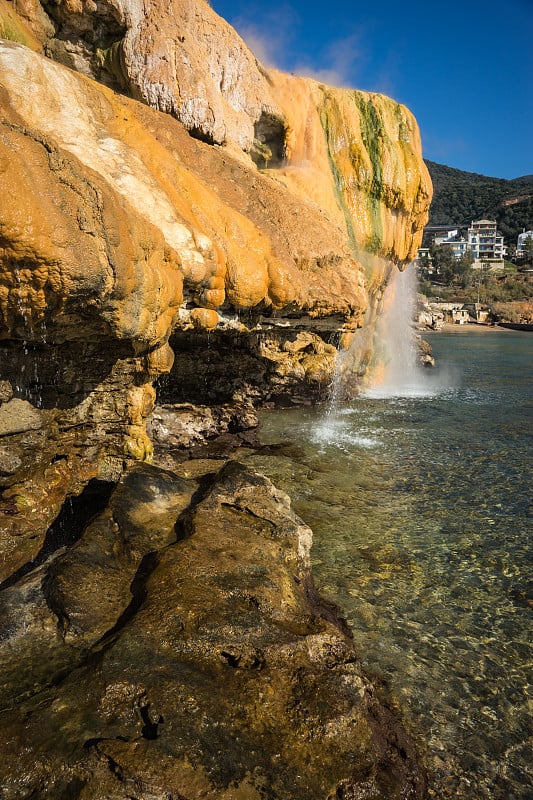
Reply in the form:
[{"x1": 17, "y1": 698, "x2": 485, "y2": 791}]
[{"x1": 431, "y1": 323, "x2": 512, "y2": 334}]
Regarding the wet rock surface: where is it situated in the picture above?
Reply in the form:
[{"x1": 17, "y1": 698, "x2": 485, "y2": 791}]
[
  {"x1": 0, "y1": 460, "x2": 426, "y2": 799},
  {"x1": 161, "y1": 327, "x2": 339, "y2": 409},
  {"x1": 147, "y1": 400, "x2": 259, "y2": 459}
]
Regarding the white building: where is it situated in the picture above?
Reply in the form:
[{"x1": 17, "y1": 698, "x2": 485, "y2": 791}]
[
  {"x1": 434, "y1": 228, "x2": 459, "y2": 245},
  {"x1": 433, "y1": 229, "x2": 468, "y2": 259},
  {"x1": 447, "y1": 238, "x2": 469, "y2": 260},
  {"x1": 516, "y1": 230, "x2": 533, "y2": 257},
  {"x1": 416, "y1": 229, "x2": 468, "y2": 267},
  {"x1": 417, "y1": 219, "x2": 507, "y2": 271},
  {"x1": 467, "y1": 220, "x2": 506, "y2": 267}
]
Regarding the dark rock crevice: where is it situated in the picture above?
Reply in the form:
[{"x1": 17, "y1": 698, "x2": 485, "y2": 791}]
[
  {"x1": 139, "y1": 702, "x2": 162, "y2": 740},
  {"x1": 41, "y1": 570, "x2": 71, "y2": 639},
  {"x1": 88, "y1": 550, "x2": 160, "y2": 658},
  {"x1": 188, "y1": 124, "x2": 216, "y2": 145},
  {"x1": 0, "y1": 479, "x2": 115, "y2": 592},
  {"x1": 251, "y1": 111, "x2": 287, "y2": 169},
  {"x1": 159, "y1": 327, "x2": 333, "y2": 405},
  {"x1": 41, "y1": 0, "x2": 128, "y2": 90}
]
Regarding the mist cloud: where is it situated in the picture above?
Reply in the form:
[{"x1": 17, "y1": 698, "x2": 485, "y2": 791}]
[
  {"x1": 232, "y1": 5, "x2": 299, "y2": 68},
  {"x1": 231, "y1": 7, "x2": 369, "y2": 90},
  {"x1": 293, "y1": 32, "x2": 368, "y2": 89}
]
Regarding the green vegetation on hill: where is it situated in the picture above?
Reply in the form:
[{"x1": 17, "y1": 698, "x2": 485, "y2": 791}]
[
  {"x1": 425, "y1": 160, "x2": 533, "y2": 246},
  {"x1": 419, "y1": 272, "x2": 532, "y2": 305}
]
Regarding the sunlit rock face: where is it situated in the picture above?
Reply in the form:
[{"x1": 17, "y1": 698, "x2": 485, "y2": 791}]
[
  {"x1": 2, "y1": 0, "x2": 280, "y2": 149},
  {"x1": 271, "y1": 74, "x2": 431, "y2": 266},
  {"x1": 0, "y1": 0, "x2": 431, "y2": 373},
  {"x1": 0, "y1": 37, "x2": 380, "y2": 328},
  {"x1": 2, "y1": 0, "x2": 431, "y2": 269},
  {"x1": 0, "y1": 0, "x2": 430, "y2": 565}
]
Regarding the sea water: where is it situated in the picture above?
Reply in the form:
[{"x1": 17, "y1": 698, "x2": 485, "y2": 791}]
[{"x1": 240, "y1": 330, "x2": 532, "y2": 799}]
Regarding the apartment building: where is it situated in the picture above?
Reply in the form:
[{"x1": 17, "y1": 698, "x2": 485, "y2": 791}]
[
  {"x1": 417, "y1": 219, "x2": 506, "y2": 269},
  {"x1": 466, "y1": 220, "x2": 506, "y2": 266}
]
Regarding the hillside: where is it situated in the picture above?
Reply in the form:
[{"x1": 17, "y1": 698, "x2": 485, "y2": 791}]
[{"x1": 425, "y1": 160, "x2": 533, "y2": 245}]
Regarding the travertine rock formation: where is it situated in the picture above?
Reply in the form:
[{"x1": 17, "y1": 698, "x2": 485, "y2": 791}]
[
  {"x1": 0, "y1": 12, "x2": 430, "y2": 481},
  {"x1": 0, "y1": 0, "x2": 431, "y2": 667},
  {"x1": 1, "y1": 0, "x2": 431, "y2": 277},
  {"x1": 0, "y1": 2, "x2": 432, "y2": 793}
]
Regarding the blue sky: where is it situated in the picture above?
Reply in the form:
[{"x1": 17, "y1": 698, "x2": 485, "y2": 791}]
[{"x1": 212, "y1": 0, "x2": 532, "y2": 179}]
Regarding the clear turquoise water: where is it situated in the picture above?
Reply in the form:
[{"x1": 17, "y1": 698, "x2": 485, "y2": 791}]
[{"x1": 239, "y1": 331, "x2": 533, "y2": 799}]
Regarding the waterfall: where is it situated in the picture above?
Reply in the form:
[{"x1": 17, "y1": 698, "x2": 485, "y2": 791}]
[
  {"x1": 314, "y1": 263, "x2": 439, "y2": 445},
  {"x1": 362, "y1": 264, "x2": 433, "y2": 398}
]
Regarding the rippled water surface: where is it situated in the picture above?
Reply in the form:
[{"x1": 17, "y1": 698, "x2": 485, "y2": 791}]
[{"x1": 239, "y1": 331, "x2": 533, "y2": 799}]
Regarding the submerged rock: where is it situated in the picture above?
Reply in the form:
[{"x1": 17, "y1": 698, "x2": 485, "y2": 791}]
[
  {"x1": 0, "y1": 461, "x2": 426, "y2": 799},
  {"x1": 417, "y1": 336, "x2": 436, "y2": 368}
]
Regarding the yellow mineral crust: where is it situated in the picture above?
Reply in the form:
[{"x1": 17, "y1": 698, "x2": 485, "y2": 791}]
[
  {"x1": 1, "y1": 0, "x2": 431, "y2": 284},
  {"x1": 0, "y1": 0, "x2": 42, "y2": 51},
  {"x1": 0, "y1": 45, "x2": 184, "y2": 345},
  {"x1": 0, "y1": 22, "x2": 431, "y2": 352},
  {"x1": 0, "y1": 40, "x2": 370, "y2": 346},
  {"x1": 268, "y1": 72, "x2": 432, "y2": 266}
]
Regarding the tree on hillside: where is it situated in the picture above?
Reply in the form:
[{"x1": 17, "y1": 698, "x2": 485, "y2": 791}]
[
  {"x1": 417, "y1": 251, "x2": 433, "y2": 281},
  {"x1": 521, "y1": 235, "x2": 533, "y2": 265},
  {"x1": 455, "y1": 250, "x2": 475, "y2": 288},
  {"x1": 429, "y1": 244, "x2": 455, "y2": 282},
  {"x1": 429, "y1": 244, "x2": 474, "y2": 287}
]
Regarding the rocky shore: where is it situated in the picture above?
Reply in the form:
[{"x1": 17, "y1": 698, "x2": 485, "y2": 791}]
[
  {"x1": 428, "y1": 322, "x2": 515, "y2": 334},
  {"x1": 0, "y1": 456, "x2": 426, "y2": 799}
]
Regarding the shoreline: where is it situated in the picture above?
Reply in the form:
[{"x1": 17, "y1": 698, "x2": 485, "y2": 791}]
[
  {"x1": 0, "y1": 458, "x2": 427, "y2": 798},
  {"x1": 423, "y1": 322, "x2": 513, "y2": 334}
]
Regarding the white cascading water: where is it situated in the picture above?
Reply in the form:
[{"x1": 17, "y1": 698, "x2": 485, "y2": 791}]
[
  {"x1": 363, "y1": 263, "x2": 432, "y2": 398},
  {"x1": 314, "y1": 263, "x2": 440, "y2": 447}
]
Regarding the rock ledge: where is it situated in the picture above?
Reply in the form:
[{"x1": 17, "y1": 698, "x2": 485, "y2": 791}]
[{"x1": 0, "y1": 460, "x2": 426, "y2": 799}]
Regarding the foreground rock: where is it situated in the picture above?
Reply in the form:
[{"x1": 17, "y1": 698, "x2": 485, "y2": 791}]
[{"x1": 0, "y1": 461, "x2": 426, "y2": 799}]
